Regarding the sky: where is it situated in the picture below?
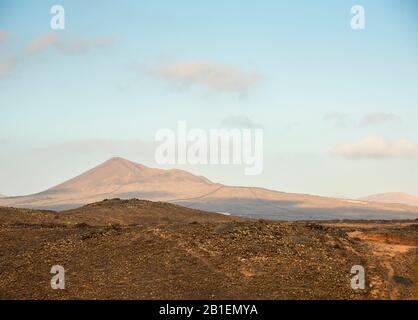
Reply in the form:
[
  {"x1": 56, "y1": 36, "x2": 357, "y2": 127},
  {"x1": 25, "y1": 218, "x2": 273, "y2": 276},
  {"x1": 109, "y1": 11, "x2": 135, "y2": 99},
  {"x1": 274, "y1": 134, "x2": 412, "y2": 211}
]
[{"x1": 0, "y1": 0, "x2": 418, "y2": 198}]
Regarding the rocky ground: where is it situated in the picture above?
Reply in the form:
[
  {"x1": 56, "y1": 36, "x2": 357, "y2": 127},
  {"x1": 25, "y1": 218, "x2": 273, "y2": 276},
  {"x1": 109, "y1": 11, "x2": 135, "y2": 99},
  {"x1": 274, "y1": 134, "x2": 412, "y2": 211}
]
[{"x1": 0, "y1": 199, "x2": 416, "y2": 299}]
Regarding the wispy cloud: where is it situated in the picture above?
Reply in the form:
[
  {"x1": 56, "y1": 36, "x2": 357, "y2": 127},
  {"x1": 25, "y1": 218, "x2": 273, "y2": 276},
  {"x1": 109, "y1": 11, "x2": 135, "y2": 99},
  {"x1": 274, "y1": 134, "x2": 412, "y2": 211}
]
[
  {"x1": 331, "y1": 136, "x2": 418, "y2": 159},
  {"x1": 149, "y1": 61, "x2": 259, "y2": 94},
  {"x1": 221, "y1": 115, "x2": 263, "y2": 128},
  {"x1": 360, "y1": 113, "x2": 401, "y2": 126},
  {"x1": 324, "y1": 112, "x2": 401, "y2": 128},
  {"x1": 0, "y1": 32, "x2": 113, "y2": 80},
  {"x1": 27, "y1": 33, "x2": 114, "y2": 55}
]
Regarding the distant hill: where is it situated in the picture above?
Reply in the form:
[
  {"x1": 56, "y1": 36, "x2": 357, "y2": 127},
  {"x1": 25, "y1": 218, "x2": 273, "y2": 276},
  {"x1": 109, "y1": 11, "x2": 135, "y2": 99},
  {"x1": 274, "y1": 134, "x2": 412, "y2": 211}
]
[
  {"x1": 360, "y1": 192, "x2": 418, "y2": 207},
  {"x1": 0, "y1": 157, "x2": 418, "y2": 220},
  {"x1": 0, "y1": 157, "x2": 219, "y2": 210},
  {"x1": 0, "y1": 198, "x2": 235, "y2": 226}
]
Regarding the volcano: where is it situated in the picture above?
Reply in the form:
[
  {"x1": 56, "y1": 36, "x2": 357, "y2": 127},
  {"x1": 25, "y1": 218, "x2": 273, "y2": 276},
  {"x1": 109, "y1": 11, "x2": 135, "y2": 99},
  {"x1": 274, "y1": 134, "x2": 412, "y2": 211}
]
[{"x1": 1, "y1": 157, "x2": 418, "y2": 220}]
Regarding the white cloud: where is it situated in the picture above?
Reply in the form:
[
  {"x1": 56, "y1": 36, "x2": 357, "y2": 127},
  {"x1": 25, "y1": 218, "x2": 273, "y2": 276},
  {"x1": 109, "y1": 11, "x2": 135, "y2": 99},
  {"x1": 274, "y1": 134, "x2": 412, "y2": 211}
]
[
  {"x1": 360, "y1": 113, "x2": 400, "y2": 126},
  {"x1": 27, "y1": 33, "x2": 113, "y2": 55},
  {"x1": 149, "y1": 61, "x2": 259, "y2": 94},
  {"x1": 332, "y1": 136, "x2": 418, "y2": 159}
]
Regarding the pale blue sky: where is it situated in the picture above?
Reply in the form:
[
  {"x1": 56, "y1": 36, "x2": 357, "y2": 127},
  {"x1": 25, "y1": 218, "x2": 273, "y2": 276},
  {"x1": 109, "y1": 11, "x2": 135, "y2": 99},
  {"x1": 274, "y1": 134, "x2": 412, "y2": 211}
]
[{"x1": 0, "y1": 0, "x2": 417, "y2": 198}]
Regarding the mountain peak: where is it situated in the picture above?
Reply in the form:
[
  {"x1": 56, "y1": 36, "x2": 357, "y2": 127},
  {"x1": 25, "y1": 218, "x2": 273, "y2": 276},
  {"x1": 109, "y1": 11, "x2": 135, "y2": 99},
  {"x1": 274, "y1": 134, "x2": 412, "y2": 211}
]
[
  {"x1": 105, "y1": 156, "x2": 134, "y2": 164},
  {"x1": 107, "y1": 156, "x2": 127, "y2": 162},
  {"x1": 102, "y1": 157, "x2": 147, "y2": 169},
  {"x1": 23, "y1": 157, "x2": 219, "y2": 207}
]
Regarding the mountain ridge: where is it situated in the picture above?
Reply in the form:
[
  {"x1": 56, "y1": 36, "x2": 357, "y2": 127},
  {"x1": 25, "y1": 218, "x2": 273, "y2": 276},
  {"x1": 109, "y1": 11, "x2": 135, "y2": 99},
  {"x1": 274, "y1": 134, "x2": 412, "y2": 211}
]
[
  {"x1": 360, "y1": 192, "x2": 418, "y2": 207},
  {"x1": 0, "y1": 157, "x2": 417, "y2": 220}
]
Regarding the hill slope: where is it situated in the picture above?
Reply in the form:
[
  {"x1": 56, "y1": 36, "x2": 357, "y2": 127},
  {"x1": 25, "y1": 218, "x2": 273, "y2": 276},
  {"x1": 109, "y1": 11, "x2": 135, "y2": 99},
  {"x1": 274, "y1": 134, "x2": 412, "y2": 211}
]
[
  {"x1": 0, "y1": 198, "x2": 234, "y2": 226},
  {"x1": 360, "y1": 192, "x2": 418, "y2": 207}
]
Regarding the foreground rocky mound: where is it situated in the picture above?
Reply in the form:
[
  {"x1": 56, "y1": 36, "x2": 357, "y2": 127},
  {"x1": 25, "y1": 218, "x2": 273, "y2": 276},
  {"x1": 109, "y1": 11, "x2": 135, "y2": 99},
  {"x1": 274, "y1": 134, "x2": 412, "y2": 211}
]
[
  {"x1": 0, "y1": 198, "x2": 235, "y2": 226},
  {"x1": 0, "y1": 200, "x2": 416, "y2": 299}
]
